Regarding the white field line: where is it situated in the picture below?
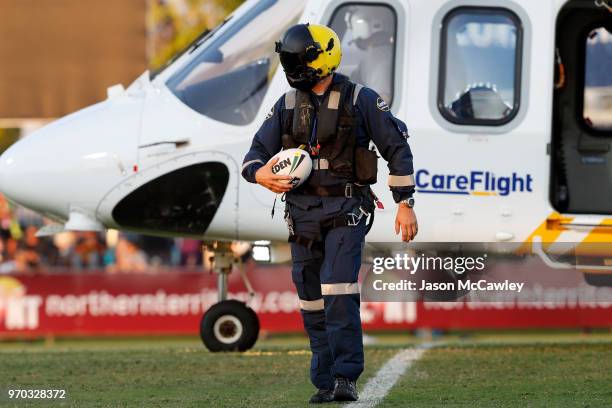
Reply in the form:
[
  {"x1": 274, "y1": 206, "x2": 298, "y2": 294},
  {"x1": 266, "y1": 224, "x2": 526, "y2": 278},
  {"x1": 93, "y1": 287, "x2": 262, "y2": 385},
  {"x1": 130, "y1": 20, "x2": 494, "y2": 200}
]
[{"x1": 345, "y1": 344, "x2": 433, "y2": 408}]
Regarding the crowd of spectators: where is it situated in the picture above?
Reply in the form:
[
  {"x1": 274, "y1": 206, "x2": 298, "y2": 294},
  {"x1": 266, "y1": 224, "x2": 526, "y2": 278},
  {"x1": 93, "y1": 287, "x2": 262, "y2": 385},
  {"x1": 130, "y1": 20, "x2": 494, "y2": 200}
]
[{"x1": 0, "y1": 195, "x2": 204, "y2": 274}]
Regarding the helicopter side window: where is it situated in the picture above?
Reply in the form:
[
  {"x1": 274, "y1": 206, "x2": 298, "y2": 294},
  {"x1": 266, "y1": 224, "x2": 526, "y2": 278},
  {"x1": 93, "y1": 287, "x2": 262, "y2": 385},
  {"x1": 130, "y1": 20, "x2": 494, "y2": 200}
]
[
  {"x1": 583, "y1": 26, "x2": 612, "y2": 132},
  {"x1": 166, "y1": 0, "x2": 306, "y2": 126},
  {"x1": 329, "y1": 4, "x2": 397, "y2": 104},
  {"x1": 438, "y1": 7, "x2": 523, "y2": 126}
]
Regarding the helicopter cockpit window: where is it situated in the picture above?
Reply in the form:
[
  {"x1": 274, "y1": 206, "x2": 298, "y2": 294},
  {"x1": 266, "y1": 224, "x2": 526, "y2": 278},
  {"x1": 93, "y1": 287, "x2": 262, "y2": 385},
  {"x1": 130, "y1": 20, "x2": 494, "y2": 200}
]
[
  {"x1": 583, "y1": 26, "x2": 612, "y2": 132},
  {"x1": 438, "y1": 8, "x2": 522, "y2": 126},
  {"x1": 329, "y1": 4, "x2": 396, "y2": 104},
  {"x1": 166, "y1": 0, "x2": 305, "y2": 126}
]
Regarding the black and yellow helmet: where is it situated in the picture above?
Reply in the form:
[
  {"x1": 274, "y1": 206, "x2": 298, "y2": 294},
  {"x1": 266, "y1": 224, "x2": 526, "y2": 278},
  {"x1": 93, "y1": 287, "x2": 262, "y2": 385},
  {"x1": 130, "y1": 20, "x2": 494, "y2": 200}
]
[{"x1": 275, "y1": 24, "x2": 342, "y2": 90}]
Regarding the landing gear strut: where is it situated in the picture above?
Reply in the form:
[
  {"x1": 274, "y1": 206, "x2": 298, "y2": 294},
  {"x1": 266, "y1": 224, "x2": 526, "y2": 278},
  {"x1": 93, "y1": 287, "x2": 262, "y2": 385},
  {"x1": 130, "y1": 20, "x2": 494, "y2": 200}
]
[{"x1": 199, "y1": 242, "x2": 259, "y2": 352}]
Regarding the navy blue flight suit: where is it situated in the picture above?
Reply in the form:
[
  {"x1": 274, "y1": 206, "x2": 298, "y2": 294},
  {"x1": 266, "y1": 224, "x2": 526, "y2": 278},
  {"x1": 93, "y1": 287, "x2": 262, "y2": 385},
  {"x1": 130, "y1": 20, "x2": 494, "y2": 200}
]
[{"x1": 242, "y1": 74, "x2": 415, "y2": 390}]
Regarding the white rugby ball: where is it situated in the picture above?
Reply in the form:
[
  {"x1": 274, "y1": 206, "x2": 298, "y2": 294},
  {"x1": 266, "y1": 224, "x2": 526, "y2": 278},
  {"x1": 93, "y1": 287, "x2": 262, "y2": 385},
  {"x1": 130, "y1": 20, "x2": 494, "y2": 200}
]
[{"x1": 269, "y1": 148, "x2": 312, "y2": 189}]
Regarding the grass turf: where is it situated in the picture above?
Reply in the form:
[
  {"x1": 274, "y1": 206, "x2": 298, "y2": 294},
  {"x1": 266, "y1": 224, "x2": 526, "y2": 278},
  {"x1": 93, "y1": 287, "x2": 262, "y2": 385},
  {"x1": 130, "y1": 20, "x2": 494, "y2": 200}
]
[
  {"x1": 382, "y1": 342, "x2": 612, "y2": 407},
  {"x1": 0, "y1": 333, "x2": 611, "y2": 407},
  {"x1": 0, "y1": 342, "x2": 396, "y2": 407}
]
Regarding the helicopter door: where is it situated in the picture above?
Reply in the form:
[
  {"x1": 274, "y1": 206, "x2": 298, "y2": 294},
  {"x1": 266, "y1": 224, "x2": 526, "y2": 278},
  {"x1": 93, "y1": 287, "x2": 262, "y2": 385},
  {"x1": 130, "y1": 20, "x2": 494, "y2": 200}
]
[{"x1": 551, "y1": 1, "x2": 612, "y2": 214}]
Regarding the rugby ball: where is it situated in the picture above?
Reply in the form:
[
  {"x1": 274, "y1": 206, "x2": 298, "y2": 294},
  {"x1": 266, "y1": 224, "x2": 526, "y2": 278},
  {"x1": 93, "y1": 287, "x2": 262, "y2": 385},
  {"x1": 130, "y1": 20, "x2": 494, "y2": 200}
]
[{"x1": 269, "y1": 148, "x2": 312, "y2": 189}]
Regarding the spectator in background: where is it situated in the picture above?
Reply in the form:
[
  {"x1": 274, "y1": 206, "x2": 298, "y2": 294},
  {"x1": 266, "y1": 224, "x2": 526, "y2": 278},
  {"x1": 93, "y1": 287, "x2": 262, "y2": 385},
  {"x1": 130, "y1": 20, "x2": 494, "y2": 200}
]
[
  {"x1": 115, "y1": 234, "x2": 148, "y2": 273},
  {"x1": 53, "y1": 231, "x2": 77, "y2": 268},
  {"x1": 0, "y1": 237, "x2": 17, "y2": 274},
  {"x1": 23, "y1": 225, "x2": 59, "y2": 265},
  {"x1": 14, "y1": 225, "x2": 43, "y2": 272},
  {"x1": 3, "y1": 234, "x2": 18, "y2": 265},
  {"x1": 0, "y1": 196, "x2": 21, "y2": 269},
  {"x1": 14, "y1": 241, "x2": 40, "y2": 273},
  {"x1": 139, "y1": 235, "x2": 177, "y2": 268},
  {"x1": 178, "y1": 238, "x2": 202, "y2": 267},
  {"x1": 72, "y1": 232, "x2": 104, "y2": 270}
]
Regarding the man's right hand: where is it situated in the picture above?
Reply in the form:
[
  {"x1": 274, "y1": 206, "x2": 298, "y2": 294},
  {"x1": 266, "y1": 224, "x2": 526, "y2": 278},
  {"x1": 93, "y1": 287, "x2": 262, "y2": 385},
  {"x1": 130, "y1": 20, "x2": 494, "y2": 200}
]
[{"x1": 255, "y1": 157, "x2": 293, "y2": 194}]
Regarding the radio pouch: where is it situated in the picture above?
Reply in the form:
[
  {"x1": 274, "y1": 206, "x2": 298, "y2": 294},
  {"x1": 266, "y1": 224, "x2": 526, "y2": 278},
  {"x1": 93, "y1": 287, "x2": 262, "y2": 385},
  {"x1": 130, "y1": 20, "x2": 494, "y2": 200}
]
[{"x1": 355, "y1": 146, "x2": 378, "y2": 185}]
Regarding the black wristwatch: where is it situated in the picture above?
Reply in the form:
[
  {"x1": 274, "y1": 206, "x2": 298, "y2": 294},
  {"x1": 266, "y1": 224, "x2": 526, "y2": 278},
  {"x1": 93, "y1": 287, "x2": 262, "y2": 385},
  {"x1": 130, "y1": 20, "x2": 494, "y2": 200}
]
[{"x1": 399, "y1": 197, "x2": 415, "y2": 208}]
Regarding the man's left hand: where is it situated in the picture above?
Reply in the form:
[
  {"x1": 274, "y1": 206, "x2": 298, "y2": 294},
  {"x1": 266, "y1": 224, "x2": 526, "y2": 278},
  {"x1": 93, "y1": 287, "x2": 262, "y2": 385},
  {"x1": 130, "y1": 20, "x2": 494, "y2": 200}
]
[{"x1": 395, "y1": 205, "x2": 418, "y2": 242}]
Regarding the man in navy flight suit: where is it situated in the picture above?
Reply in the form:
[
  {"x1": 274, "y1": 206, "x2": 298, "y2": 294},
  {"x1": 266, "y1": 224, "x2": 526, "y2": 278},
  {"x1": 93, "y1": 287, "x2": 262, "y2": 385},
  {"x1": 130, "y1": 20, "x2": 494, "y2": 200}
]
[{"x1": 242, "y1": 24, "x2": 417, "y2": 404}]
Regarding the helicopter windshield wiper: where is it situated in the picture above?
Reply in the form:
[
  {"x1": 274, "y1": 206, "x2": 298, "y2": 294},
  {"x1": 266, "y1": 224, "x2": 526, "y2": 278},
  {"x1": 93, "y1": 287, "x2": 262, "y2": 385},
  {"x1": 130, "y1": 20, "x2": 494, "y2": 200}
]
[{"x1": 189, "y1": 16, "x2": 232, "y2": 54}]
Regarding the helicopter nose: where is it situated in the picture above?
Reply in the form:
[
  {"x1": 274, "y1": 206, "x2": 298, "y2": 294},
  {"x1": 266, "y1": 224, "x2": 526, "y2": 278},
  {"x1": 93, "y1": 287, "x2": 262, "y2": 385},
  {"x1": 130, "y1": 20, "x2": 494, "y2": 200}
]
[
  {"x1": 0, "y1": 99, "x2": 141, "y2": 221},
  {"x1": 0, "y1": 138, "x2": 40, "y2": 211},
  {"x1": 0, "y1": 123, "x2": 94, "y2": 219}
]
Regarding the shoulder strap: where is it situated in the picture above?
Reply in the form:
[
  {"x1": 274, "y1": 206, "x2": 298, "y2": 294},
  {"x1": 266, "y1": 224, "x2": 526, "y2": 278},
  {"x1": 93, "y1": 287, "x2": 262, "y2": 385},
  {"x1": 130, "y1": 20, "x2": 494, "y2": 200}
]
[
  {"x1": 292, "y1": 89, "x2": 315, "y2": 144},
  {"x1": 316, "y1": 80, "x2": 348, "y2": 143},
  {"x1": 353, "y1": 83, "x2": 364, "y2": 106},
  {"x1": 284, "y1": 89, "x2": 296, "y2": 110}
]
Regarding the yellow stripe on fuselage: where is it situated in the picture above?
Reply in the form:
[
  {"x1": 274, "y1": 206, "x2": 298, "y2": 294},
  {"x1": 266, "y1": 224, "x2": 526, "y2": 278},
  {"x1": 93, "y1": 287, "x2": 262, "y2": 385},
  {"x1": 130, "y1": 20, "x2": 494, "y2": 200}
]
[
  {"x1": 471, "y1": 191, "x2": 497, "y2": 196},
  {"x1": 521, "y1": 214, "x2": 612, "y2": 258}
]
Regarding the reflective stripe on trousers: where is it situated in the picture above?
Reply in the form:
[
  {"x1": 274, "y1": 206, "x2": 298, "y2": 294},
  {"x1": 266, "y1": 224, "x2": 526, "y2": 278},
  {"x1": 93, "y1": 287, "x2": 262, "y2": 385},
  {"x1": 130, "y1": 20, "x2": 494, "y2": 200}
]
[
  {"x1": 320, "y1": 282, "x2": 359, "y2": 296},
  {"x1": 300, "y1": 298, "x2": 324, "y2": 311}
]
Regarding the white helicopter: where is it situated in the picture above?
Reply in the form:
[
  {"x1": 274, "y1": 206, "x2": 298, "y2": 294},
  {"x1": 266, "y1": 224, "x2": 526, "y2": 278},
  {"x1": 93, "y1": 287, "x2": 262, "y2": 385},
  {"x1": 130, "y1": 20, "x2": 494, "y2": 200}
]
[{"x1": 1, "y1": 0, "x2": 611, "y2": 351}]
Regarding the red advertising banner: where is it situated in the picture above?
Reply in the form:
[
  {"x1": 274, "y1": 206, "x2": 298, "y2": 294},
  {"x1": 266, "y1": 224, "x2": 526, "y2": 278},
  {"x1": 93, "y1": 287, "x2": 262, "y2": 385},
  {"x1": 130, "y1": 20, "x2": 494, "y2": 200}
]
[{"x1": 0, "y1": 264, "x2": 611, "y2": 338}]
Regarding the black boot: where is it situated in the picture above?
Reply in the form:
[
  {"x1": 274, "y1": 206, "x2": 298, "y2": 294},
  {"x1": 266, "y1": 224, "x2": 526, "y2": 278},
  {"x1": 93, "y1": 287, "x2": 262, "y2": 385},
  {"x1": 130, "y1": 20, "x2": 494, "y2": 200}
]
[
  {"x1": 309, "y1": 389, "x2": 334, "y2": 404},
  {"x1": 333, "y1": 377, "x2": 358, "y2": 401}
]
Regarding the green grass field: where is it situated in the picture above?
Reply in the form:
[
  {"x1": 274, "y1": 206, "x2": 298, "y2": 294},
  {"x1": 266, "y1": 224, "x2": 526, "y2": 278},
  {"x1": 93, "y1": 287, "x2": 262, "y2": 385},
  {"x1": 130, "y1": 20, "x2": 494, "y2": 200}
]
[{"x1": 0, "y1": 332, "x2": 611, "y2": 407}]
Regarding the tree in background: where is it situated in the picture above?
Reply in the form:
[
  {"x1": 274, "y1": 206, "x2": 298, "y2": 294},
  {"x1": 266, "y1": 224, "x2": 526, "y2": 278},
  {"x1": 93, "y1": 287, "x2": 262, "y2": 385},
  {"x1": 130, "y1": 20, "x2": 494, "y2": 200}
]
[
  {"x1": 148, "y1": 0, "x2": 244, "y2": 70},
  {"x1": 0, "y1": 129, "x2": 20, "y2": 155}
]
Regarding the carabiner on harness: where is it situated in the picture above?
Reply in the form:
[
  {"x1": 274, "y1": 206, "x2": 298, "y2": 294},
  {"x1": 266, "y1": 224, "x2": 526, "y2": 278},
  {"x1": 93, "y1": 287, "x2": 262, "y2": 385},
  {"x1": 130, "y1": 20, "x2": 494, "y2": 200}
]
[
  {"x1": 284, "y1": 206, "x2": 295, "y2": 236},
  {"x1": 346, "y1": 206, "x2": 369, "y2": 227}
]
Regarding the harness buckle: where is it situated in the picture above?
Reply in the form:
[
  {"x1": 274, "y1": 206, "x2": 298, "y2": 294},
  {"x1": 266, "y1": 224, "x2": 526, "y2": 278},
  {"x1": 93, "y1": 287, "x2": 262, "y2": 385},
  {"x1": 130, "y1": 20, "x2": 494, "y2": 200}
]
[{"x1": 345, "y1": 183, "x2": 353, "y2": 198}]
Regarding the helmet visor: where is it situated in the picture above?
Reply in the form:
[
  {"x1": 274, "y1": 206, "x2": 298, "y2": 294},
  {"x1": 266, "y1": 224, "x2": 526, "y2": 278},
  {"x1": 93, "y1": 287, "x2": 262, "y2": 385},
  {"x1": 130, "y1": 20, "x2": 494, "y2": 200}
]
[{"x1": 279, "y1": 51, "x2": 304, "y2": 74}]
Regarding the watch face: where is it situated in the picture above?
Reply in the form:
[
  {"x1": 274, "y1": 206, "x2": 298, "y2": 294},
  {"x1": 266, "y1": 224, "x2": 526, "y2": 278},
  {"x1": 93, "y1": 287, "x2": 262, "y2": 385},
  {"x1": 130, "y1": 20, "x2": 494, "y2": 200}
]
[{"x1": 401, "y1": 198, "x2": 414, "y2": 207}]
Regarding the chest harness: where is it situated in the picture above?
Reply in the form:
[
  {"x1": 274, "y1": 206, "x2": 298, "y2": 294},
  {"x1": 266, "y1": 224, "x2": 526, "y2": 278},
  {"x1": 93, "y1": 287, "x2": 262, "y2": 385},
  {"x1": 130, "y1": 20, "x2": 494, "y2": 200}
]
[{"x1": 281, "y1": 75, "x2": 382, "y2": 247}]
